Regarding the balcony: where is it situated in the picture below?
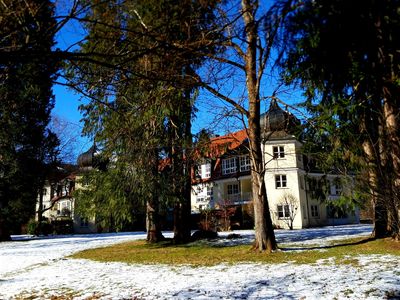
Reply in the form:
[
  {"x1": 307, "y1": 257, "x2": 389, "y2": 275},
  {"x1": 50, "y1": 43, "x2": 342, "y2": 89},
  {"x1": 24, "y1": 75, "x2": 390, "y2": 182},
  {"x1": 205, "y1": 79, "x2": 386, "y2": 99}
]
[{"x1": 226, "y1": 192, "x2": 252, "y2": 205}]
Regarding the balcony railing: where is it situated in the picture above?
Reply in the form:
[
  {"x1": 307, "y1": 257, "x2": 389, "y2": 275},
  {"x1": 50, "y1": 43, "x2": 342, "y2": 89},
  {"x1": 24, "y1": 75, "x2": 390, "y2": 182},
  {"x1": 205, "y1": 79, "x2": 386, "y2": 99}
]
[{"x1": 226, "y1": 192, "x2": 251, "y2": 205}]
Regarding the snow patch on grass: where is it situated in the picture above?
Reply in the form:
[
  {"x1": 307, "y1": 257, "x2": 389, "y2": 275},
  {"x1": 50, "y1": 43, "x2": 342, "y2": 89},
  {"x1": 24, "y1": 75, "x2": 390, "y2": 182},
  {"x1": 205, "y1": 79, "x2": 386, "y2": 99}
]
[{"x1": 1, "y1": 224, "x2": 399, "y2": 299}]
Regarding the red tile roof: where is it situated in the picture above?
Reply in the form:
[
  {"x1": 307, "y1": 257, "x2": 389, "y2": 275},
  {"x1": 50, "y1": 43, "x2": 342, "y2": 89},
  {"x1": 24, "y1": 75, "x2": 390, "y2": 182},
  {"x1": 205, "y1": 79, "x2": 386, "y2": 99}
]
[{"x1": 206, "y1": 129, "x2": 248, "y2": 157}]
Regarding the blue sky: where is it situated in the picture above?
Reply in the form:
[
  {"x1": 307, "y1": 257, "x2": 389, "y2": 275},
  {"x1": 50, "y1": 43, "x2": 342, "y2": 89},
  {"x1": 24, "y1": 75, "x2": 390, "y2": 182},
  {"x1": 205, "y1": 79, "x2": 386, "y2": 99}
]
[{"x1": 51, "y1": 2, "x2": 306, "y2": 162}]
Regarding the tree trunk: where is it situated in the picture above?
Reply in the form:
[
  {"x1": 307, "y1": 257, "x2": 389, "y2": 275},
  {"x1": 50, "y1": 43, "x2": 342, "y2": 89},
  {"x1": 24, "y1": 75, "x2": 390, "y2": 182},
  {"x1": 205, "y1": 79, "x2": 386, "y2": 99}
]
[
  {"x1": 252, "y1": 171, "x2": 277, "y2": 251},
  {"x1": 173, "y1": 201, "x2": 191, "y2": 244},
  {"x1": 362, "y1": 122, "x2": 389, "y2": 238},
  {"x1": 0, "y1": 195, "x2": 11, "y2": 241},
  {"x1": 248, "y1": 89, "x2": 277, "y2": 251},
  {"x1": 172, "y1": 89, "x2": 193, "y2": 244},
  {"x1": 242, "y1": 0, "x2": 277, "y2": 252},
  {"x1": 0, "y1": 218, "x2": 11, "y2": 241},
  {"x1": 37, "y1": 180, "x2": 45, "y2": 236},
  {"x1": 375, "y1": 17, "x2": 400, "y2": 239},
  {"x1": 146, "y1": 196, "x2": 164, "y2": 243},
  {"x1": 383, "y1": 97, "x2": 400, "y2": 239},
  {"x1": 361, "y1": 107, "x2": 397, "y2": 239},
  {"x1": 146, "y1": 150, "x2": 164, "y2": 243}
]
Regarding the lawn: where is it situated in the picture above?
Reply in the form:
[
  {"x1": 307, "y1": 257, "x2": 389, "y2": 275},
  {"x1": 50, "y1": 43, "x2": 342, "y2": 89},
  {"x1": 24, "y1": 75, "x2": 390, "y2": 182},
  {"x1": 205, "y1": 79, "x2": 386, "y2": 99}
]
[
  {"x1": 71, "y1": 236, "x2": 400, "y2": 266},
  {"x1": 3, "y1": 225, "x2": 400, "y2": 299}
]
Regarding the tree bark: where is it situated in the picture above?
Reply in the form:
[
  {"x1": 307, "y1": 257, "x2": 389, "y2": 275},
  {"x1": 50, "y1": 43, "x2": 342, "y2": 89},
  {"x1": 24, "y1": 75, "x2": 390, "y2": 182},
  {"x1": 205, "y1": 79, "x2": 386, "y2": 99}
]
[
  {"x1": 173, "y1": 201, "x2": 191, "y2": 244},
  {"x1": 172, "y1": 89, "x2": 193, "y2": 244},
  {"x1": 37, "y1": 180, "x2": 45, "y2": 236},
  {"x1": 242, "y1": 0, "x2": 277, "y2": 252},
  {"x1": 361, "y1": 106, "x2": 397, "y2": 239},
  {"x1": 146, "y1": 196, "x2": 164, "y2": 243},
  {"x1": 361, "y1": 113, "x2": 389, "y2": 238},
  {"x1": 146, "y1": 150, "x2": 164, "y2": 243},
  {"x1": 0, "y1": 218, "x2": 11, "y2": 241},
  {"x1": 252, "y1": 172, "x2": 277, "y2": 251},
  {"x1": 383, "y1": 96, "x2": 400, "y2": 240}
]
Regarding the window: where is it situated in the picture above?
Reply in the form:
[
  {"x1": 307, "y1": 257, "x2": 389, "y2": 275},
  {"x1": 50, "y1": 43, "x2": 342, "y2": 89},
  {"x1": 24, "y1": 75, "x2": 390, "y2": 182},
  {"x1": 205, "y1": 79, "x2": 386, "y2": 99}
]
[
  {"x1": 239, "y1": 155, "x2": 251, "y2": 172},
  {"x1": 277, "y1": 204, "x2": 290, "y2": 218},
  {"x1": 58, "y1": 201, "x2": 71, "y2": 217},
  {"x1": 311, "y1": 205, "x2": 319, "y2": 218},
  {"x1": 273, "y1": 146, "x2": 285, "y2": 159},
  {"x1": 203, "y1": 162, "x2": 211, "y2": 178},
  {"x1": 333, "y1": 183, "x2": 342, "y2": 195},
  {"x1": 207, "y1": 186, "x2": 213, "y2": 202},
  {"x1": 207, "y1": 186, "x2": 213, "y2": 196},
  {"x1": 275, "y1": 175, "x2": 287, "y2": 188},
  {"x1": 196, "y1": 185, "x2": 213, "y2": 203},
  {"x1": 197, "y1": 161, "x2": 211, "y2": 179},
  {"x1": 227, "y1": 183, "x2": 239, "y2": 195},
  {"x1": 222, "y1": 157, "x2": 237, "y2": 175}
]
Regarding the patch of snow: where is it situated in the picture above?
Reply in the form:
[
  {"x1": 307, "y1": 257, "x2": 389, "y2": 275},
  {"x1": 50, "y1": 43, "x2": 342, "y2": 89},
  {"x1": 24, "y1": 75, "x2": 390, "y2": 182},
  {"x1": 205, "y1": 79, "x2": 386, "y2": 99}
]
[{"x1": 1, "y1": 224, "x2": 399, "y2": 299}]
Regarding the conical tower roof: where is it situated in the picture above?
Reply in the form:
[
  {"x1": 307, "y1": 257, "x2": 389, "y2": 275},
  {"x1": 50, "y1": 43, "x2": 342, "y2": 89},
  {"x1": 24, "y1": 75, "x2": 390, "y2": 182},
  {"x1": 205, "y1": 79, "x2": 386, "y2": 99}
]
[
  {"x1": 77, "y1": 144, "x2": 96, "y2": 169},
  {"x1": 260, "y1": 99, "x2": 300, "y2": 139}
]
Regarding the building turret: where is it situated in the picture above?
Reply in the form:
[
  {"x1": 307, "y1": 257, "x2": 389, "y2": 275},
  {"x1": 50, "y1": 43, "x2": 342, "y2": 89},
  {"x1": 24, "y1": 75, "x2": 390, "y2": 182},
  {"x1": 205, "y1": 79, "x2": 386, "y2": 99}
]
[
  {"x1": 260, "y1": 99, "x2": 300, "y2": 140},
  {"x1": 77, "y1": 144, "x2": 97, "y2": 171}
]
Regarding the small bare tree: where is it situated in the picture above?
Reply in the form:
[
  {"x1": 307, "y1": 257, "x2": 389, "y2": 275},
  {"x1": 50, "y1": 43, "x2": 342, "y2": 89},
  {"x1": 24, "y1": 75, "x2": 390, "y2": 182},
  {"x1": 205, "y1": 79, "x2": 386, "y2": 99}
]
[
  {"x1": 215, "y1": 198, "x2": 237, "y2": 232},
  {"x1": 276, "y1": 192, "x2": 299, "y2": 230}
]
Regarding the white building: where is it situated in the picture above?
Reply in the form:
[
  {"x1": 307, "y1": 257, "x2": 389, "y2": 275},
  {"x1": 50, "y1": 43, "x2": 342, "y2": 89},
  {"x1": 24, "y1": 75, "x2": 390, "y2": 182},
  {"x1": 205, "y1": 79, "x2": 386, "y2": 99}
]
[
  {"x1": 35, "y1": 164, "x2": 98, "y2": 234},
  {"x1": 191, "y1": 100, "x2": 359, "y2": 229}
]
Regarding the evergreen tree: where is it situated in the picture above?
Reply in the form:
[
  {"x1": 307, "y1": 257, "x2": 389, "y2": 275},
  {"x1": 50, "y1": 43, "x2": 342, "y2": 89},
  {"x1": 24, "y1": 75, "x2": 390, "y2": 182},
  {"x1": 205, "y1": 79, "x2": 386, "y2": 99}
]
[
  {"x1": 70, "y1": 0, "x2": 218, "y2": 243},
  {"x1": 0, "y1": 0, "x2": 59, "y2": 240},
  {"x1": 279, "y1": 0, "x2": 400, "y2": 239},
  {"x1": 70, "y1": 0, "x2": 294, "y2": 251}
]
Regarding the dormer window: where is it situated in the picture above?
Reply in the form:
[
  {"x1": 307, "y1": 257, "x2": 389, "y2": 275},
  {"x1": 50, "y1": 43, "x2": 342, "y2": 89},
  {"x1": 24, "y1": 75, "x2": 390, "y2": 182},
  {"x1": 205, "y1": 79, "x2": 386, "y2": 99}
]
[
  {"x1": 197, "y1": 161, "x2": 211, "y2": 179},
  {"x1": 239, "y1": 155, "x2": 251, "y2": 172},
  {"x1": 222, "y1": 157, "x2": 237, "y2": 175},
  {"x1": 203, "y1": 162, "x2": 211, "y2": 178},
  {"x1": 273, "y1": 146, "x2": 285, "y2": 159}
]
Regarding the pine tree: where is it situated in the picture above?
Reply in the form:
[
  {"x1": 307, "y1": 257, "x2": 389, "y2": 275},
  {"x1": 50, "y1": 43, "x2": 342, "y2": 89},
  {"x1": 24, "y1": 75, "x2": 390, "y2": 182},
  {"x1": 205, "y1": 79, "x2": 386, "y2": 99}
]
[
  {"x1": 279, "y1": 0, "x2": 400, "y2": 239},
  {"x1": 70, "y1": 0, "x2": 218, "y2": 243},
  {"x1": 0, "y1": 0, "x2": 59, "y2": 240}
]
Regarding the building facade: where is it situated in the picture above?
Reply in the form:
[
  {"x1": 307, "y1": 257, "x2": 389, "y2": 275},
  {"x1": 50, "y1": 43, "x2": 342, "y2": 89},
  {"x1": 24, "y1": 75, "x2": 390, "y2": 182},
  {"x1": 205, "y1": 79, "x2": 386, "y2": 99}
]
[
  {"x1": 191, "y1": 100, "x2": 359, "y2": 229},
  {"x1": 35, "y1": 151, "x2": 99, "y2": 234}
]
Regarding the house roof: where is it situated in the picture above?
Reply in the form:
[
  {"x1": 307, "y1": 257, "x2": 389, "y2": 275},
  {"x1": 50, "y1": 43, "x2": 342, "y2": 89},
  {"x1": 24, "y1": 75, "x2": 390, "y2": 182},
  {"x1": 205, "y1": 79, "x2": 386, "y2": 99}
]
[{"x1": 205, "y1": 129, "x2": 248, "y2": 158}]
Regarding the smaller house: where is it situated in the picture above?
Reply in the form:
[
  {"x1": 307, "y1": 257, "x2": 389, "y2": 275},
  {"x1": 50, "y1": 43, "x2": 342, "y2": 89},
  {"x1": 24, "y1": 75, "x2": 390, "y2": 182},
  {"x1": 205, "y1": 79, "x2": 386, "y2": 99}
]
[{"x1": 35, "y1": 147, "x2": 100, "y2": 234}]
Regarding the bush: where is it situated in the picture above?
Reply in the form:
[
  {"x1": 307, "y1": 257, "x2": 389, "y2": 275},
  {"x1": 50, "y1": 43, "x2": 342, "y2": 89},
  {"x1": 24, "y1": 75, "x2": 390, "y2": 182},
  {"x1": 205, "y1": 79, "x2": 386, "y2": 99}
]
[
  {"x1": 52, "y1": 218, "x2": 73, "y2": 234},
  {"x1": 191, "y1": 230, "x2": 218, "y2": 241},
  {"x1": 27, "y1": 219, "x2": 38, "y2": 235},
  {"x1": 27, "y1": 219, "x2": 53, "y2": 235},
  {"x1": 41, "y1": 221, "x2": 53, "y2": 235}
]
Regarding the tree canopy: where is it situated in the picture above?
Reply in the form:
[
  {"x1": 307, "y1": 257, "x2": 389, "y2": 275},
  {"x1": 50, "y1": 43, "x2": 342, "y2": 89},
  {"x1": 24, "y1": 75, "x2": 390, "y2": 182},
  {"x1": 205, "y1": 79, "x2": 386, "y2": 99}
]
[
  {"x1": 279, "y1": 0, "x2": 400, "y2": 239},
  {"x1": 0, "y1": 0, "x2": 60, "y2": 240}
]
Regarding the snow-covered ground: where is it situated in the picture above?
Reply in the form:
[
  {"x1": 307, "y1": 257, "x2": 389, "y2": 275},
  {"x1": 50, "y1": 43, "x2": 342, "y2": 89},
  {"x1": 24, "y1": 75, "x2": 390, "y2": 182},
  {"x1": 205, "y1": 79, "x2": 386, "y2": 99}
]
[{"x1": 0, "y1": 224, "x2": 399, "y2": 299}]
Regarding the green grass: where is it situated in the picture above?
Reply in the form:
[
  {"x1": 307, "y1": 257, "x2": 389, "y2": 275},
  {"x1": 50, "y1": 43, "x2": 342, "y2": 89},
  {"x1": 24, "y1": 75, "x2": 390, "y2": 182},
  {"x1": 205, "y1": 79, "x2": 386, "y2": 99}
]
[{"x1": 70, "y1": 237, "x2": 400, "y2": 267}]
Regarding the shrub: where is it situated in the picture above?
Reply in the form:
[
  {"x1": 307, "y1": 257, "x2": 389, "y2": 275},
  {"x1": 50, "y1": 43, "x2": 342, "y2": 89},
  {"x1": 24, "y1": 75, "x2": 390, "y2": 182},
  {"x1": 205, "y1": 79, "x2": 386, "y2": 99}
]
[
  {"x1": 27, "y1": 219, "x2": 38, "y2": 235},
  {"x1": 27, "y1": 219, "x2": 53, "y2": 235}
]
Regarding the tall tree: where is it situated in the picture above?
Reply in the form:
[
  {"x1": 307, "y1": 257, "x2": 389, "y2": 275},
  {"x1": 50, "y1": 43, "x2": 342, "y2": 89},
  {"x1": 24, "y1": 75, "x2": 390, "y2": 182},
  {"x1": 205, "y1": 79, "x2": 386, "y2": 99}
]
[
  {"x1": 69, "y1": 0, "x2": 294, "y2": 251},
  {"x1": 184, "y1": 0, "x2": 292, "y2": 251},
  {"x1": 70, "y1": 0, "x2": 218, "y2": 243},
  {"x1": 279, "y1": 0, "x2": 400, "y2": 239},
  {"x1": 0, "y1": 0, "x2": 59, "y2": 240}
]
